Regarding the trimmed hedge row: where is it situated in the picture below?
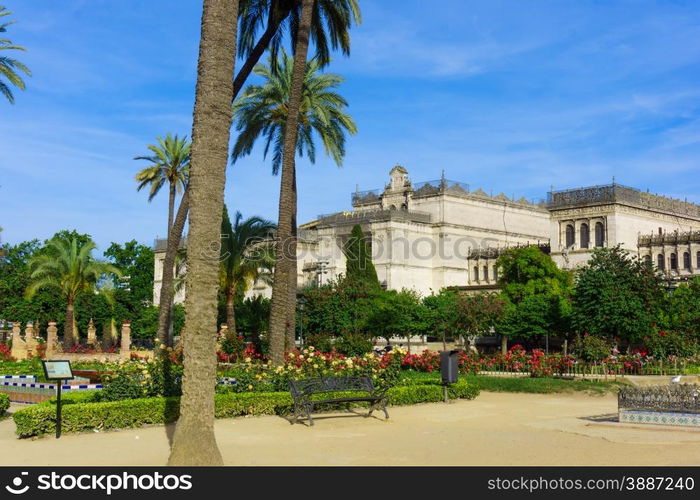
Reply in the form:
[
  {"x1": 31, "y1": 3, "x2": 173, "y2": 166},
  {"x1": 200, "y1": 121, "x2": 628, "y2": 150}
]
[
  {"x1": 0, "y1": 393, "x2": 9, "y2": 415},
  {"x1": 13, "y1": 380, "x2": 479, "y2": 438}
]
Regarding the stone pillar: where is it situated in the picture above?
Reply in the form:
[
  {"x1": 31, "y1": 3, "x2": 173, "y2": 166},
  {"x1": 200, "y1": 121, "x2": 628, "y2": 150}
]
[
  {"x1": 10, "y1": 322, "x2": 27, "y2": 360},
  {"x1": 217, "y1": 324, "x2": 228, "y2": 347},
  {"x1": 46, "y1": 322, "x2": 59, "y2": 359},
  {"x1": 87, "y1": 318, "x2": 97, "y2": 345},
  {"x1": 120, "y1": 321, "x2": 131, "y2": 358},
  {"x1": 24, "y1": 322, "x2": 37, "y2": 357}
]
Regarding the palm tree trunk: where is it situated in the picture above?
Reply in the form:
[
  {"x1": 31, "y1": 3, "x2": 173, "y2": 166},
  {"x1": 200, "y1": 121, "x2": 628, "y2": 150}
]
[
  {"x1": 268, "y1": 0, "x2": 315, "y2": 365},
  {"x1": 226, "y1": 286, "x2": 236, "y2": 336},
  {"x1": 156, "y1": 190, "x2": 189, "y2": 350},
  {"x1": 167, "y1": 183, "x2": 176, "y2": 237},
  {"x1": 64, "y1": 299, "x2": 75, "y2": 347},
  {"x1": 168, "y1": 0, "x2": 239, "y2": 467},
  {"x1": 285, "y1": 160, "x2": 298, "y2": 350}
]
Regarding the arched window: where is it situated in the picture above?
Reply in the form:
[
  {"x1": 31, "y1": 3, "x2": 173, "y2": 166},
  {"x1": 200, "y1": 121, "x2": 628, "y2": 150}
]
[
  {"x1": 565, "y1": 224, "x2": 575, "y2": 248},
  {"x1": 580, "y1": 223, "x2": 590, "y2": 249},
  {"x1": 670, "y1": 253, "x2": 678, "y2": 271},
  {"x1": 473, "y1": 266, "x2": 479, "y2": 282},
  {"x1": 684, "y1": 252, "x2": 691, "y2": 270},
  {"x1": 493, "y1": 265, "x2": 498, "y2": 282},
  {"x1": 595, "y1": 222, "x2": 604, "y2": 247},
  {"x1": 697, "y1": 251, "x2": 700, "y2": 268},
  {"x1": 644, "y1": 255, "x2": 652, "y2": 265},
  {"x1": 483, "y1": 265, "x2": 489, "y2": 281},
  {"x1": 657, "y1": 254, "x2": 665, "y2": 270}
]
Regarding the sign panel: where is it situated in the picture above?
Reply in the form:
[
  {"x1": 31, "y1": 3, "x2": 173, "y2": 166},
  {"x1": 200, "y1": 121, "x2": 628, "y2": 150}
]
[{"x1": 42, "y1": 360, "x2": 74, "y2": 381}]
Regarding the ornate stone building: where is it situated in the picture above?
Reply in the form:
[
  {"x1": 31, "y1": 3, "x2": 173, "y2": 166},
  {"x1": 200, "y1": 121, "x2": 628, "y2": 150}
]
[{"x1": 153, "y1": 166, "x2": 700, "y2": 302}]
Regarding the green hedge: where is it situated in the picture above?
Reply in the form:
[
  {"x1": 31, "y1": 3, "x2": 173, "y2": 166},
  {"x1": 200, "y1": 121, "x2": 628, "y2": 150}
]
[
  {"x1": 13, "y1": 380, "x2": 479, "y2": 438},
  {"x1": 0, "y1": 393, "x2": 9, "y2": 415}
]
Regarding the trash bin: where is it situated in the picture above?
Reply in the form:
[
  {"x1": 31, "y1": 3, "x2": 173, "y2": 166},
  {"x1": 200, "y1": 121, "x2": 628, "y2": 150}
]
[{"x1": 440, "y1": 350, "x2": 460, "y2": 384}]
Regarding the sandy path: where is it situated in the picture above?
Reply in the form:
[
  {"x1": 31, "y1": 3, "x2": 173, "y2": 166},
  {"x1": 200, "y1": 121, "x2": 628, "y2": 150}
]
[{"x1": 2, "y1": 391, "x2": 700, "y2": 466}]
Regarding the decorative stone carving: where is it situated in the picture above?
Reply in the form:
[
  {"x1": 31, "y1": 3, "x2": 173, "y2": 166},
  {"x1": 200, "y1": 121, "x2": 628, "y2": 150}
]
[
  {"x1": 24, "y1": 323, "x2": 37, "y2": 357},
  {"x1": 11, "y1": 322, "x2": 27, "y2": 360},
  {"x1": 120, "y1": 321, "x2": 131, "y2": 358},
  {"x1": 45, "y1": 321, "x2": 60, "y2": 359},
  {"x1": 87, "y1": 318, "x2": 97, "y2": 345}
]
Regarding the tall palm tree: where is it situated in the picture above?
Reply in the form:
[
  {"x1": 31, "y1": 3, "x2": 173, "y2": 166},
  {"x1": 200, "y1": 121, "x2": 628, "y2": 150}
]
[
  {"x1": 231, "y1": 51, "x2": 357, "y2": 173},
  {"x1": 267, "y1": 0, "x2": 315, "y2": 364},
  {"x1": 153, "y1": 0, "x2": 360, "y2": 352},
  {"x1": 167, "y1": 0, "x2": 239, "y2": 467},
  {"x1": 220, "y1": 205, "x2": 275, "y2": 335},
  {"x1": 25, "y1": 237, "x2": 121, "y2": 347},
  {"x1": 134, "y1": 133, "x2": 190, "y2": 237},
  {"x1": 0, "y1": 6, "x2": 31, "y2": 104}
]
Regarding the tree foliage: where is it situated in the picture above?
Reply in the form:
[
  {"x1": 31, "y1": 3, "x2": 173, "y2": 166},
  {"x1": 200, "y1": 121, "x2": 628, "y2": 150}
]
[
  {"x1": 496, "y1": 246, "x2": 573, "y2": 340},
  {"x1": 572, "y1": 246, "x2": 665, "y2": 344},
  {"x1": 343, "y1": 224, "x2": 379, "y2": 288}
]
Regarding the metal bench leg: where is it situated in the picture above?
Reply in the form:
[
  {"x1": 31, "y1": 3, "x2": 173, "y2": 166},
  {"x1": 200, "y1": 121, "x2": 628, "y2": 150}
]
[{"x1": 305, "y1": 404, "x2": 314, "y2": 426}]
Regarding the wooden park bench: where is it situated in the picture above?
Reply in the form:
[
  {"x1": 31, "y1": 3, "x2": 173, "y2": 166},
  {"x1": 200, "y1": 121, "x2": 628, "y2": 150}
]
[{"x1": 289, "y1": 376, "x2": 390, "y2": 426}]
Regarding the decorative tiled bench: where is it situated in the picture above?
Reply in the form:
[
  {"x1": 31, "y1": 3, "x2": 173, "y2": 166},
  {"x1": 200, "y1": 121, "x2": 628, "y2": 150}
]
[
  {"x1": 0, "y1": 375, "x2": 103, "y2": 404},
  {"x1": 618, "y1": 384, "x2": 700, "y2": 428}
]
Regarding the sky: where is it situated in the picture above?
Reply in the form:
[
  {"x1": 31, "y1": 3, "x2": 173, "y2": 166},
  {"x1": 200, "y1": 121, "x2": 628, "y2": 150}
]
[{"x1": 2, "y1": 0, "x2": 700, "y2": 252}]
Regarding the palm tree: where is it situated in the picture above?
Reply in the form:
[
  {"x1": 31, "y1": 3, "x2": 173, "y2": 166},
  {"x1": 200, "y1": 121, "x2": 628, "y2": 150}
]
[
  {"x1": 220, "y1": 205, "x2": 275, "y2": 335},
  {"x1": 0, "y1": 6, "x2": 31, "y2": 104},
  {"x1": 134, "y1": 133, "x2": 190, "y2": 237},
  {"x1": 153, "y1": 0, "x2": 360, "y2": 352},
  {"x1": 231, "y1": 51, "x2": 357, "y2": 173},
  {"x1": 25, "y1": 237, "x2": 121, "y2": 347},
  {"x1": 167, "y1": 0, "x2": 239, "y2": 467},
  {"x1": 266, "y1": 0, "x2": 315, "y2": 364}
]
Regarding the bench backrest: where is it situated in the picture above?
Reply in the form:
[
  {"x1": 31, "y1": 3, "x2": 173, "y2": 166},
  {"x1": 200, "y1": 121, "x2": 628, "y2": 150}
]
[{"x1": 289, "y1": 376, "x2": 375, "y2": 397}]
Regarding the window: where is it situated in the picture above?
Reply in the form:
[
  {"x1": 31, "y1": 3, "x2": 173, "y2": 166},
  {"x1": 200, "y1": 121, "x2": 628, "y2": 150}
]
[
  {"x1": 697, "y1": 251, "x2": 700, "y2": 268},
  {"x1": 493, "y1": 265, "x2": 498, "y2": 282},
  {"x1": 684, "y1": 252, "x2": 691, "y2": 270},
  {"x1": 670, "y1": 253, "x2": 678, "y2": 271},
  {"x1": 657, "y1": 254, "x2": 665, "y2": 270},
  {"x1": 565, "y1": 224, "x2": 575, "y2": 248},
  {"x1": 483, "y1": 265, "x2": 489, "y2": 281},
  {"x1": 580, "y1": 223, "x2": 590, "y2": 249},
  {"x1": 595, "y1": 222, "x2": 604, "y2": 247},
  {"x1": 473, "y1": 266, "x2": 479, "y2": 282}
]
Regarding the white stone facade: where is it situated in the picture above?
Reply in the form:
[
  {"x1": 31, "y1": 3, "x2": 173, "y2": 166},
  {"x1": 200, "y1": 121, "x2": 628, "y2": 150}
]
[{"x1": 153, "y1": 168, "x2": 700, "y2": 303}]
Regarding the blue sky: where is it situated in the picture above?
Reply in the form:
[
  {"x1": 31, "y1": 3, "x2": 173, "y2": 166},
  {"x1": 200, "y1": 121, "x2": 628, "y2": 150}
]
[{"x1": 2, "y1": 0, "x2": 700, "y2": 251}]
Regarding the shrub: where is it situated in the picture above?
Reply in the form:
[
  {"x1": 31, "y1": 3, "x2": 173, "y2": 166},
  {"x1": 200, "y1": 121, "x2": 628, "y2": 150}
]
[
  {"x1": 572, "y1": 334, "x2": 612, "y2": 362},
  {"x1": 13, "y1": 381, "x2": 479, "y2": 438},
  {"x1": 333, "y1": 334, "x2": 373, "y2": 357},
  {"x1": 643, "y1": 330, "x2": 698, "y2": 359},
  {"x1": 93, "y1": 372, "x2": 146, "y2": 402},
  {"x1": 0, "y1": 343, "x2": 13, "y2": 362},
  {"x1": 0, "y1": 393, "x2": 9, "y2": 415}
]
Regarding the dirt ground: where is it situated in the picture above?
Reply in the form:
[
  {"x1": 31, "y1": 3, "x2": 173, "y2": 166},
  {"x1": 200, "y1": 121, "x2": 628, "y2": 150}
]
[{"x1": 3, "y1": 391, "x2": 700, "y2": 466}]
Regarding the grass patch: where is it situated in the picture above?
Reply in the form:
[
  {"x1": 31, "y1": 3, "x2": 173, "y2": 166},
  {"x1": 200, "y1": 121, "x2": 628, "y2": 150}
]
[{"x1": 465, "y1": 375, "x2": 625, "y2": 394}]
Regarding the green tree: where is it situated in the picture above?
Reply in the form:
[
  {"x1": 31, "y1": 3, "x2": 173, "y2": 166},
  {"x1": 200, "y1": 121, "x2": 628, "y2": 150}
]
[
  {"x1": 496, "y1": 246, "x2": 573, "y2": 353},
  {"x1": 666, "y1": 277, "x2": 700, "y2": 338},
  {"x1": 423, "y1": 289, "x2": 460, "y2": 350},
  {"x1": 25, "y1": 237, "x2": 121, "y2": 346},
  {"x1": 167, "y1": 0, "x2": 239, "y2": 467},
  {"x1": 219, "y1": 205, "x2": 275, "y2": 335},
  {"x1": 572, "y1": 246, "x2": 665, "y2": 345},
  {"x1": 343, "y1": 224, "x2": 379, "y2": 287},
  {"x1": 366, "y1": 289, "x2": 427, "y2": 352},
  {"x1": 0, "y1": 6, "x2": 31, "y2": 104},
  {"x1": 135, "y1": 133, "x2": 190, "y2": 237},
  {"x1": 104, "y1": 240, "x2": 155, "y2": 338},
  {"x1": 455, "y1": 292, "x2": 506, "y2": 340}
]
